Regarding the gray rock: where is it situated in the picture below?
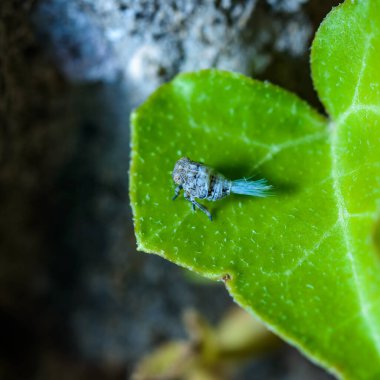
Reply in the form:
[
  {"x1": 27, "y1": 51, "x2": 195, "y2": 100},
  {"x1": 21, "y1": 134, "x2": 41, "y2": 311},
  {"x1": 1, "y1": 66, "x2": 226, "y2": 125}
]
[
  {"x1": 33, "y1": 0, "x2": 120, "y2": 82},
  {"x1": 29, "y1": 0, "x2": 320, "y2": 105},
  {"x1": 266, "y1": 0, "x2": 308, "y2": 13}
]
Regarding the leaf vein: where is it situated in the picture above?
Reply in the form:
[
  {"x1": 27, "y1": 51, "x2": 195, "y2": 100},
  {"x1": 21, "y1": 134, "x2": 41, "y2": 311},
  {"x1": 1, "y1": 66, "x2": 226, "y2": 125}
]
[
  {"x1": 352, "y1": 33, "x2": 373, "y2": 106},
  {"x1": 331, "y1": 120, "x2": 380, "y2": 356}
]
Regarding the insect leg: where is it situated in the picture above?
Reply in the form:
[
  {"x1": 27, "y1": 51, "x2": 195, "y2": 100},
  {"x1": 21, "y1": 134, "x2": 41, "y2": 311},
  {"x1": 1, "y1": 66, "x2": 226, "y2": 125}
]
[
  {"x1": 193, "y1": 200, "x2": 212, "y2": 221},
  {"x1": 193, "y1": 200, "x2": 213, "y2": 221},
  {"x1": 184, "y1": 193, "x2": 212, "y2": 221},
  {"x1": 172, "y1": 185, "x2": 182, "y2": 200}
]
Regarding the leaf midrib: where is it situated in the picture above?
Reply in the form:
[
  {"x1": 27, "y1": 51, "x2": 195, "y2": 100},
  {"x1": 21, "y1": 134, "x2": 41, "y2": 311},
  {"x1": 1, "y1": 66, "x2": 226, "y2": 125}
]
[{"x1": 330, "y1": 118, "x2": 380, "y2": 358}]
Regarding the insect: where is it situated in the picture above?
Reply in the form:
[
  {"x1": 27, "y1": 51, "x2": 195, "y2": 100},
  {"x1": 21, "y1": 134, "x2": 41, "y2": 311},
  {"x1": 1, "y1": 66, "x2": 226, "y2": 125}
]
[{"x1": 172, "y1": 157, "x2": 272, "y2": 221}]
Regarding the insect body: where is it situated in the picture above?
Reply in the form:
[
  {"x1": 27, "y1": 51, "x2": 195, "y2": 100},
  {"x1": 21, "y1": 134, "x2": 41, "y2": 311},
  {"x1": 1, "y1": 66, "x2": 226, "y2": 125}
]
[{"x1": 172, "y1": 157, "x2": 272, "y2": 221}]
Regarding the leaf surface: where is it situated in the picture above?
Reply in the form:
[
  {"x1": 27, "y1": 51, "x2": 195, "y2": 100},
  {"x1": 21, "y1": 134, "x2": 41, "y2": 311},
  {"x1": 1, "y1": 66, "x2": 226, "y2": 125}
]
[{"x1": 130, "y1": 1, "x2": 380, "y2": 378}]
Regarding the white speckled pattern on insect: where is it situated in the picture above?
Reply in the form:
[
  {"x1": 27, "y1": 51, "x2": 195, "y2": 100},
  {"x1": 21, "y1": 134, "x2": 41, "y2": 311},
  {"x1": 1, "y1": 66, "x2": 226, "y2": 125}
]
[{"x1": 172, "y1": 157, "x2": 272, "y2": 220}]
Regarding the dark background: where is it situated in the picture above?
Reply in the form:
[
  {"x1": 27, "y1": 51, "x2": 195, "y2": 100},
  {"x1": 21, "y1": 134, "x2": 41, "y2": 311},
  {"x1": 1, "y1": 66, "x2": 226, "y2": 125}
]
[{"x1": 0, "y1": 1, "x2": 340, "y2": 379}]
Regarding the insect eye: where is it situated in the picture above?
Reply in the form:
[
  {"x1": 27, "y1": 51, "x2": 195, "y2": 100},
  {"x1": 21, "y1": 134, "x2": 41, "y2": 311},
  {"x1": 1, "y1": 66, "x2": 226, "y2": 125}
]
[{"x1": 173, "y1": 174, "x2": 181, "y2": 184}]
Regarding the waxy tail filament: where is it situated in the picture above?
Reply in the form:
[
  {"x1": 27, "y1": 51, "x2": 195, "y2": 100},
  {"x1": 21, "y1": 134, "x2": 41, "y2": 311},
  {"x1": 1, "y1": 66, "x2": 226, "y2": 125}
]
[{"x1": 231, "y1": 178, "x2": 272, "y2": 197}]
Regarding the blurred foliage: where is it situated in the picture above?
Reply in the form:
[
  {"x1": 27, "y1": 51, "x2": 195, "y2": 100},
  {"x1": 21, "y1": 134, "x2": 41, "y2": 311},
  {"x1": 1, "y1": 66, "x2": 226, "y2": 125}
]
[{"x1": 132, "y1": 307, "x2": 280, "y2": 380}]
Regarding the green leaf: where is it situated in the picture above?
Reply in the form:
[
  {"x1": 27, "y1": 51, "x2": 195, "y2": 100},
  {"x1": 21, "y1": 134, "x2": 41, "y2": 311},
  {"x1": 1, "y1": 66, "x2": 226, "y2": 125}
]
[{"x1": 130, "y1": 0, "x2": 380, "y2": 378}]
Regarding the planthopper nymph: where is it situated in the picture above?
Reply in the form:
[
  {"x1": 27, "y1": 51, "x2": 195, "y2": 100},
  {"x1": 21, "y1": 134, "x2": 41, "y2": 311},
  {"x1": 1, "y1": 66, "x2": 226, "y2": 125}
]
[{"x1": 172, "y1": 157, "x2": 272, "y2": 221}]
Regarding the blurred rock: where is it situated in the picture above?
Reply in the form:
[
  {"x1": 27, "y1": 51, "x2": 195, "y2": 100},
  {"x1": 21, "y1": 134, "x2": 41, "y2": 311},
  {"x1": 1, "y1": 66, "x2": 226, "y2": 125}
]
[
  {"x1": 266, "y1": 0, "x2": 308, "y2": 13},
  {"x1": 33, "y1": 0, "x2": 120, "y2": 82},
  {"x1": 68, "y1": 0, "x2": 312, "y2": 106},
  {"x1": 29, "y1": 0, "x2": 335, "y2": 106}
]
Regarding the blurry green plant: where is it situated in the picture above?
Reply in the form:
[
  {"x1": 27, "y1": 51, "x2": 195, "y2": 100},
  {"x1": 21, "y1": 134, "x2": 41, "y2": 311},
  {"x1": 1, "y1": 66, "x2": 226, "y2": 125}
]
[
  {"x1": 132, "y1": 307, "x2": 279, "y2": 380},
  {"x1": 130, "y1": 1, "x2": 380, "y2": 378}
]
